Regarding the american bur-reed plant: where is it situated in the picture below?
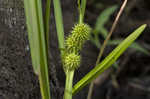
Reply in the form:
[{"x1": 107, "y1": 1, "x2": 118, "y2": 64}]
[
  {"x1": 23, "y1": 0, "x2": 147, "y2": 99},
  {"x1": 63, "y1": 23, "x2": 91, "y2": 99}
]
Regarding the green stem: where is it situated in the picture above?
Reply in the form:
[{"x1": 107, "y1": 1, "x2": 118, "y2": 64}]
[
  {"x1": 45, "y1": 0, "x2": 51, "y2": 48},
  {"x1": 78, "y1": 0, "x2": 87, "y2": 24},
  {"x1": 81, "y1": 0, "x2": 86, "y2": 22},
  {"x1": 79, "y1": 13, "x2": 83, "y2": 24},
  {"x1": 53, "y1": 0, "x2": 65, "y2": 53},
  {"x1": 64, "y1": 70, "x2": 75, "y2": 99},
  {"x1": 78, "y1": 0, "x2": 82, "y2": 24},
  {"x1": 39, "y1": 70, "x2": 51, "y2": 99}
]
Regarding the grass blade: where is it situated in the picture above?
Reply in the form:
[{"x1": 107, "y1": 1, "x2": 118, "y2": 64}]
[
  {"x1": 94, "y1": 5, "x2": 118, "y2": 38},
  {"x1": 108, "y1": 39, "x2": 150, "y2": 55},
  {"x1": 53, "y1": 0, "x2": 65, "y2": 52},
  {"x1": 45, "y1": 0, "x2": 51, "y2": 48},
  {"x1": 24, "y1": 0, "x2": 51, "y2": 99},
  {"x1": 72, "y1": 24, "x2": 147, "y2": 95}
]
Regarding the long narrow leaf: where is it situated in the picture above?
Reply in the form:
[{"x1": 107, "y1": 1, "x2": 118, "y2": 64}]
[
  {"x1": 95, "y1": 5, "x2": 118, "y2": 38},
  {"x1": 108, "y1": 39, "x2": 150, "y2": 55},
  {"x1": 53, "y1": 0, "x2": 65, "y2": 52},
  {"x1": 72, "y1": 24, "x2": 147, "y2": 95},
  {"x1": 24, "y1": 0, "x2": 51, "y2": 99},
  {"x1": 45, "y1": 0, "x2": 51, "y2": 48}
]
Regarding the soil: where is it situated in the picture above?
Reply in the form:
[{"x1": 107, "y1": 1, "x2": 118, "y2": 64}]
[{"x1": 0, "y1": 0, "x2": 150, "y2": 99}]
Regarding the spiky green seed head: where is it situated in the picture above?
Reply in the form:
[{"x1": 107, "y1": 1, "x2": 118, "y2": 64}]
[
  {"x1": 71, "y1": 23, "x2": 91, "y2": 43},
  {"x1": 65, "y1": 35, "x2": 81, "y2": 53},
  {"x1": 65, "y1": 23, "x2": 91, "y2": 53},
  {"x1": 63, "y1": 53, "x2": 80, "y2": 71}
]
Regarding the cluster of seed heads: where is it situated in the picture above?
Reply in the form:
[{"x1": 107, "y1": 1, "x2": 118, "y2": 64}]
[{"x1": 62, "y1": 23, "x2": 91, "y2": 72}]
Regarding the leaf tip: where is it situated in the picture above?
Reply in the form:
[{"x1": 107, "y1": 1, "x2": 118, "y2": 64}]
[{"x1": 142, "y1": 24, "x2": 147, "y2": 29}]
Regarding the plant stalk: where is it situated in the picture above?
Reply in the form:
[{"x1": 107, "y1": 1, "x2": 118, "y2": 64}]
[
  {"x1": 53, "y1": 0, "x2": 65, "y2": 53},
  {"x1": 64, "y1": 70, "x2": 75, "y2": 99},
  {"x1": 81, "y1": 0, "x2": 86, "y2": 21},
  {"x1": 39, "y1": 72, "x2": 51, "y2": 99},
  {"x1": 78, "y1": 0, "x2": 87, "y2": 24},
  {"x1": 45, "y1": 0, "x2": 51, "y2": 48}
]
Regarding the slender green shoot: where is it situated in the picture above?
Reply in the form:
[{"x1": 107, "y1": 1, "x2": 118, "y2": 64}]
[
  {"x1": 81, "y1": 0, "x2": 87, "y2": 22},
  {"x1": 64, "y1": 71, "x2": 75, "y2": 99},
  {"x1": 45, "y1": 0, "x2": 51, "y2": 47},
  {"x1": 78, "y1": 0, "x2": 87, "y2": 23},
  {"x1": 72, "y1": 24, "x2": 147, "y2": 95},
  {"x1": 24, "y1": 0, "x2": 51, "y2": 99},
  {"x1": 53, "y1": 0, "x2": 65, "y2": 54}
]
